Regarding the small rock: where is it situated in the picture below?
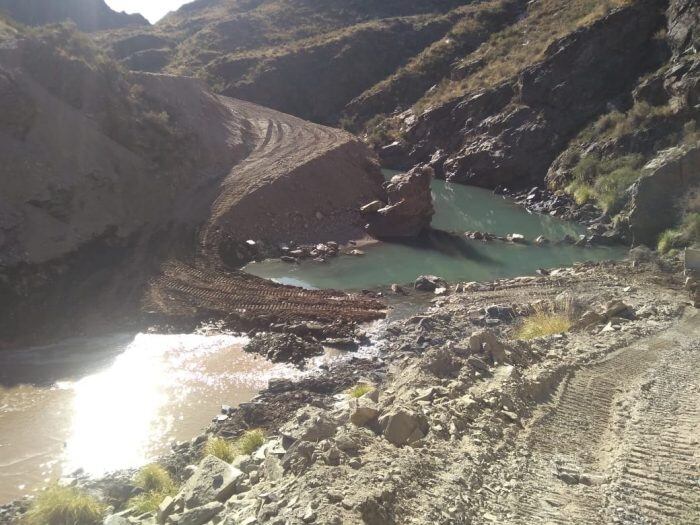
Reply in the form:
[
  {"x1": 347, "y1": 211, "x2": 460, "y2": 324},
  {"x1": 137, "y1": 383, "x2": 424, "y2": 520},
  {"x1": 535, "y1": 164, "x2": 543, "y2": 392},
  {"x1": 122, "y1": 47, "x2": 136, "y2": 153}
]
[
  {"x1": 177, "y1": 502, "x2": 224, "y2": 525},
  {"x1": 378, "y1": 407, "x2": 429, "y2": 447},
  {"x1": 414, "y1": 275, "x2": 446, "y2": 292}
]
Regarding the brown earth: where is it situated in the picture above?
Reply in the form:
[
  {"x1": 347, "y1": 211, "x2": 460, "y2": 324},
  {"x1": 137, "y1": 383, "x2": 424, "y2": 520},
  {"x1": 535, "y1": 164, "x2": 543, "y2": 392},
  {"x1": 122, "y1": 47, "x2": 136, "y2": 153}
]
[{"x1": 0, "y1": 25, "x2": 386, "y2": 344}]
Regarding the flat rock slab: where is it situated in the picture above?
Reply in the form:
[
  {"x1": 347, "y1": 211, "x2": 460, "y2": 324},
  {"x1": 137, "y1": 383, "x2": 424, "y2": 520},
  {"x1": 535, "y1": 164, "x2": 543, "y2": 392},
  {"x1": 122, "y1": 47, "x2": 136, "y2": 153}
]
[{"x1": 180, "y1": 455, "x2": 244, "y2": 508}]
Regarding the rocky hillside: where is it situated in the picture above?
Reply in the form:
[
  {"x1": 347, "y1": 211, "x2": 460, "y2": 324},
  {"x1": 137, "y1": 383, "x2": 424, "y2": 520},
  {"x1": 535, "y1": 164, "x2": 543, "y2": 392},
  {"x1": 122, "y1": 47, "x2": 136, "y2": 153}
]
[
  {"x1": 96, "y1": 0, "x2": 698, "y2": 253},
  {"x1": 96, "y1": 0, "x2": 526, "y2": 123},
  {"x1": 0, "y1": 0, "x2": 149, "y2": 32},
  {"x1": 0, "y1": 22, "x2": 385, "y2": 345}
]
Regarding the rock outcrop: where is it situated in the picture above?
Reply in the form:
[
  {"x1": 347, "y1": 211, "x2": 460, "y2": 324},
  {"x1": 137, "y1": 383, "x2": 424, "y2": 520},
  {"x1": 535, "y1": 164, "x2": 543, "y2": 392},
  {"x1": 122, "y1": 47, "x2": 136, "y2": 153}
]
[
  {"x1": 403, "y1": 0, "x2": 664, "y2": 188},
  {"x1": 624, "y1": 145, "x2": 700, "y2": 246},
  {"x1": 363, "y1": 165, "x2": 434, "y2": 238},
  {"x1": 0, "y1": 0, "x2": 149, "y2": 32}
]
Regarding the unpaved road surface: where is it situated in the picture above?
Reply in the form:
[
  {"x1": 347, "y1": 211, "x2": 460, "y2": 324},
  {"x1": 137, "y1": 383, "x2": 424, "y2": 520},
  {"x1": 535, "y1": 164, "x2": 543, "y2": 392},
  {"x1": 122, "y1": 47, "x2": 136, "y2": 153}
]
[
  {"x1": 148, "y1": 95, "x2": 386, "y2": 327},
  {"x1": 482, "y1": 310, "x2": 700, "y2": 524}
]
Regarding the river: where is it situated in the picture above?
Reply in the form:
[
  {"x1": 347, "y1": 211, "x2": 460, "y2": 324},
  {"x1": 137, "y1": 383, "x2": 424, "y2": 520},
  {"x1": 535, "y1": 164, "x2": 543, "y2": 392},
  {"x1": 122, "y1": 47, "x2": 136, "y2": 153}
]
[{"x1": 245, "y1": 173, "x2": 626, "y2": 289}]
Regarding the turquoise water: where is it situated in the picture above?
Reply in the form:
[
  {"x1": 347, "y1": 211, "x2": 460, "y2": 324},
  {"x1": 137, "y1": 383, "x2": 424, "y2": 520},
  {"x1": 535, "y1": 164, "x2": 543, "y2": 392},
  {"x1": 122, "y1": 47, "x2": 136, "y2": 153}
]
[{"x1": 245, "y1": 174, "x2": 625, "y2": 290}]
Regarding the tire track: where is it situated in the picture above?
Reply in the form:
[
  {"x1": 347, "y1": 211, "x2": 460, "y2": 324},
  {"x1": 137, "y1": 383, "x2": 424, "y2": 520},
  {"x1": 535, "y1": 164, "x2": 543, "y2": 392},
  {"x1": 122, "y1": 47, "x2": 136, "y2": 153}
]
[{"x1": 483, "y1": 312, "x2": 700, "y2": 524}]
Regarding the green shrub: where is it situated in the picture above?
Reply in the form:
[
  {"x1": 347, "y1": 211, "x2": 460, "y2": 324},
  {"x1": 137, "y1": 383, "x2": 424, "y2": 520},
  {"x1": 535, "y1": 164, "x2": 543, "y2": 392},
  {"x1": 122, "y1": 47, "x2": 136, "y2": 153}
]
[
  {"x1": 237, "y1": 429, "x2": 265, "y2": 455},
  {"x1": 593, "y1": 166, "x2": 640, "y2": 212},
  {"x1": 658, "y1": 212, "x2": 700, "y2": 253},
  {"x1": 565, "y1": 154, "x2": 643, "y2": 212},
  {"x1": 571, "y1": 155, "x2": 600, "y2": 182},
  {"x1": 348, "y1": 383, "x2": 375, "y2": 398},
  {"x1": 204, "y1": 436, "x2": 237, "y2": 463},
  {"x1": 134, "y1": 464, "x2": 174, "y2": 494},
  {"x1": 25, "y1": 484, "x2": 105, "y2": 525}
]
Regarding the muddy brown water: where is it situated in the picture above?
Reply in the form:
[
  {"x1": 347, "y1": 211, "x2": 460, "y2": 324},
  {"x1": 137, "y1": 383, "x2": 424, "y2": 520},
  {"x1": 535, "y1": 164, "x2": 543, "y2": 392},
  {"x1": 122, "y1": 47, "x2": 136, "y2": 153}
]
[{"x1": 0, "y1": 332, "x2": 314, "y2": 504}]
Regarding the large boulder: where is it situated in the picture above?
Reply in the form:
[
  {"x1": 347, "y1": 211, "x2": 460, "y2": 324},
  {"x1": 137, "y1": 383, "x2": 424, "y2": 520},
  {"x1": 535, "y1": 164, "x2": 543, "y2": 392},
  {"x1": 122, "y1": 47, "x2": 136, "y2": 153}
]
[
  {"x1": 364, "y1": 164, "x2": 434, "y2": 238},
  {"x1": 625, "y1": 145, "x2": 700, "y2": 246},
  {"x1": 179, "y1": 455, "x2": 244, "y2": 508}
]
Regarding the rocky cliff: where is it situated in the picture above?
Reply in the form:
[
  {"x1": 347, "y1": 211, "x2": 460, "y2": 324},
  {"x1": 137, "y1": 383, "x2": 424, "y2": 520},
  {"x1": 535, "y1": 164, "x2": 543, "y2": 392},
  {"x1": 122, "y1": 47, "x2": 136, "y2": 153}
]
[{"x1": 0, "y1": 0, "x2": 149, "y2": 32}]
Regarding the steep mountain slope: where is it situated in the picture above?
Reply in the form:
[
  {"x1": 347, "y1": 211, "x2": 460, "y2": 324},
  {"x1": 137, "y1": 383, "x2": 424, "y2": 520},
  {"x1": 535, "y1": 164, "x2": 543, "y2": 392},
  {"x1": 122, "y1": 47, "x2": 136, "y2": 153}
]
[
  {"x1": 0, "y1": 0, "x2": 149, "y2": 32},
  {"x1": 0, "y1": 23, "x2": 385, "y2": 344},
  {"x1": 97, "y1": 0, "x2": 524, "y2": 123}
]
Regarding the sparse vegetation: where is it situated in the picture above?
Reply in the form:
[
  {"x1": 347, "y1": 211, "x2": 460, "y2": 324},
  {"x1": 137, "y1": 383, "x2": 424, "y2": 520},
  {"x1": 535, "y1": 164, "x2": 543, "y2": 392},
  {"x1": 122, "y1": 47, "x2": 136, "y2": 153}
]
[
  {"x1": 204, "y1": 429, "x2": 266, "y2": 462},
  {"x1": 348, "y1": 383, "x2": 375, "y2": 398},
  {"x1": 204, "y1": 436, "x2": 238, "y2": 463},
  {"x1": 577, "y1": 102, "x2": 675, "y2": 144},
  {"x1": 25, "y1": 484, "x2": 105, "y2": 525},
  {"x1": 415, "y1": 0, "x2": 632, "y2": 111},
  {"x1": 363, "y1": 114, "x2": 396, "y2": 146},
  {"x1": 657, "y1": 213, "x2": 700, "y2": 254},
  {"x1": 127, "y1": 464, "x2": 177, "y2": 514},
  {"x1": 564, "y1": 154, "x2": 644, "y2": 212}
]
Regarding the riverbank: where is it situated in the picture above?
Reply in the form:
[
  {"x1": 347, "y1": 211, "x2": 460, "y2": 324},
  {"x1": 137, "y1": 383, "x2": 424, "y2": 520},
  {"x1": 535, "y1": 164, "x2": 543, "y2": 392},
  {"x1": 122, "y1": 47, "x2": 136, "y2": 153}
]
[{"x1": 4, "y1": 248, "x2": 697, "y2": 524}]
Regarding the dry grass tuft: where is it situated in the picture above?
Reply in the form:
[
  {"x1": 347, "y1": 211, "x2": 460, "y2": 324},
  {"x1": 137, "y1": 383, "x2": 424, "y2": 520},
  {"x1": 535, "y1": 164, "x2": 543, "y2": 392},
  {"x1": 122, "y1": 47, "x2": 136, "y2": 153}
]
[
  {"x1": 127, "y1": 464, "x2": 177, "y2": 514},
  {"x1": 25, "y1": 484, "x2": 105, "y2": 525},
  {"x1": 204, "y1": 429, "x2": 266, "y2": 462},
  {"x1": 516, "y1": 298, "x2": 576, "y2": 340},
  {"x1": 348, "y1": 383, "x2": 375, "y2": 398},
  {"x1": 204, "y1": 436, "x2": 238, "y2": 463}
]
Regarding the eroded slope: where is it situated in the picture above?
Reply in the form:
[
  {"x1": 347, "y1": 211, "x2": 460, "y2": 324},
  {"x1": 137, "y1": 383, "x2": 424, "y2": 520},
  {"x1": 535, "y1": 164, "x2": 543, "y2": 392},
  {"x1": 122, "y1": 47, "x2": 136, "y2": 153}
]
[{"x1": 0, "y1": 25, "x2": 385, "y2": 344}]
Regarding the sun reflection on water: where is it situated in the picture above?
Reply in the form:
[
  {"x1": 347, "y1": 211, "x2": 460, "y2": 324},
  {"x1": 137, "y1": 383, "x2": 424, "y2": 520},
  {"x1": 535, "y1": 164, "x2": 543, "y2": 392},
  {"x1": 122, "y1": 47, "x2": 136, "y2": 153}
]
[{"x1": 60, "y1": 333, "x2": 295, "y2": 477}]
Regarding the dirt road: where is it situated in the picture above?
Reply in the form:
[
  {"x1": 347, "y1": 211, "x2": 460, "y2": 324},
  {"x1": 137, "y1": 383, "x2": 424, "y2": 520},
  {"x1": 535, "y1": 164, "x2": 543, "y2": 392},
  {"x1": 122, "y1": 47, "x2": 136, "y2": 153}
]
[
  {"x1": 482, "y1": 310, "x2": 700, "y2": 524},
  {"x1": 148, "y1": 95, "x2": 386, "y2": 328}
]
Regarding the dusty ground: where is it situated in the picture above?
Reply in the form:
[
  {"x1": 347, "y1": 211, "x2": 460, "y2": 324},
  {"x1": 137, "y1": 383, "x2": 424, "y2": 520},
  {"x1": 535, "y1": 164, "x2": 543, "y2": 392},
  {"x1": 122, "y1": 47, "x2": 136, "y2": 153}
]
[{"x1": 205, "y1": 256, "x2": 699, "y2": 525}]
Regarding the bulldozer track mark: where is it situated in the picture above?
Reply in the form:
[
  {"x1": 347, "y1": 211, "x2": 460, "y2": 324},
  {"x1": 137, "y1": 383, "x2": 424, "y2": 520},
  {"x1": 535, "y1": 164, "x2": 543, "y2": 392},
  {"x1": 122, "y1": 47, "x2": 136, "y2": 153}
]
[
  {"x1": 146, "y1": 98, "x2": 386, "y2": 327},
  {"x1": 483, "y1": 312, "x2": 700, "y2": 524}
]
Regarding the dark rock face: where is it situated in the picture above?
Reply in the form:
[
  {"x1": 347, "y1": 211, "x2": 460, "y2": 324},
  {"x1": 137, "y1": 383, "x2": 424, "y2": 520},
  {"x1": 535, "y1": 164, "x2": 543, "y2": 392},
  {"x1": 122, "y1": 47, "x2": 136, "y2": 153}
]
[
  {"x1": 0, "y1": 0, "x2": 149, "y2": 32},
  {"x1": 214, "y1": 19, "x2": 453, "y2": 124},
  {"x1": 625, "y1": 145, "x2": 700, "y2": 246},
  {"x1": 244, "y1": 333, "x2": 324, "y2": 366},
  {"x1": 668, "y1": 0, "x2": 699, "y2": 55},
  {"x1": 364, "y1": 165, "x2": 434, "y2": 238},
  {"x1": 343, "y1": 0, "x2": 527, "y2": 126},
  {"x1": 405, "y1": 0, "x2": 665, "y2": 189}
]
